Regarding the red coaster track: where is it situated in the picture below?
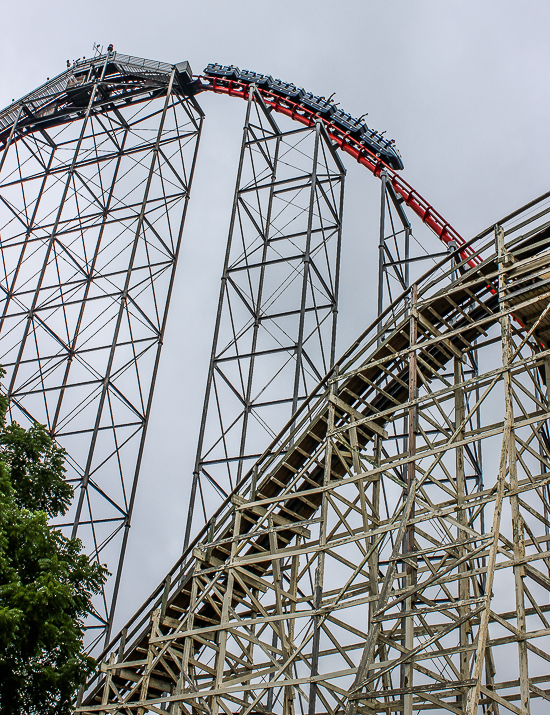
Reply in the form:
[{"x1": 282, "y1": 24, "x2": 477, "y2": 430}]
[{"x1": 197, "y1": 74, "x2": 481, "y2": 268}]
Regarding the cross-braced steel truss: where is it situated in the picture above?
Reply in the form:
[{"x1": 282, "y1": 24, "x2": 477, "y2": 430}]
[
  {"x1": 184, "y1": 87, "x2": 345, "y2": 549},
  {"x1": 80, "y1": 193, "x2": 550, "y2": 713},
  {"x1": 0, "y1": 53, "x2": 203, "y2": 648},
  {"x1": 375, "y1": 173, "x2": 485, "y2": 524}
]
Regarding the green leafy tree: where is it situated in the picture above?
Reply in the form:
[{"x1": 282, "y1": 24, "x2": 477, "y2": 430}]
[{"x1": 0, "y1": 381, "x2": 107, "y2": 714}]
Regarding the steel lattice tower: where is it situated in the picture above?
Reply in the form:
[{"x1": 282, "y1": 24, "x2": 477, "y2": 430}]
[
  {"x1": 0, "y1": 53, "x2": 203, "y2": 648},
  {"x1": 184, "y1": 87, "x2": 345, "y2": 549}
]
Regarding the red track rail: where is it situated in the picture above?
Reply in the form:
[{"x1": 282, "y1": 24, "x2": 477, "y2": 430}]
[{"x1": 198, "y1": 76, "x2": 482, "y2": 269}]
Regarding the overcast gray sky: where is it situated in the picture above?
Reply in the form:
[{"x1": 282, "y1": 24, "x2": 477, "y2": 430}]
[{"x1": 2, "y1": 0, "x2": 550, "y2": 631}]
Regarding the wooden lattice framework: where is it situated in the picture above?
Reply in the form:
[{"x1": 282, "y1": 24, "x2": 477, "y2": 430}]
[{"x1": 80, "y1": 193, "x2": 550, "y2": 714}]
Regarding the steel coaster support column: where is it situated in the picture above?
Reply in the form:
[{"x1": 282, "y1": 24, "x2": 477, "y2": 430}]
[
  {"x1": 376, "y1": 173, "x2": 455, "y2": 321},
  {"x1": 377, "y1": 171, "x2": 411, "y2": 328},
  {"x1": 0, "y1": 61, "x2": 204, "y2": 649},
  {"x1": 102, "y1": 86, "x2": 204, "y2": 646},
  {"x1": 376, "y1": 179, "x2": 485, "y2": 542},
  {"x1": 184, "y1": 89, "x2": 345, "y2": 549},
  {"x1": 184, "y1": 86, "x2": 265, "y2": 553},
  {"x1": 376, "y1": 176, "x2": 413, "y2": 488},
  {"x1": 293, "y1": 120, "x2": 322, "y2": 416},
  {"x1": 6, "y1": 61, "x2": 107, "y2": 404}
]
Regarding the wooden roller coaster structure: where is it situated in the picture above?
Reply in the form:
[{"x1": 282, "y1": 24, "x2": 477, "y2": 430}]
[{"x1": 80, "y1": 196, "x2": 550, "y2": 713}]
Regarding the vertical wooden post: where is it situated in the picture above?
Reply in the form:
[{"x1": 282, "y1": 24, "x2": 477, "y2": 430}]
[
  {"x1": 100, "y1": 652, "x2": 116, "y2": 715},
  {"x1": 498, "y1": 231, "x2": 530, "y2": 714},
  {"x1": 138, "y1": 608, "x2": 161, "y2": 715},
  {"x1": 212, "y1": 510, "x2": 241, "y2": 715},
  {"x1": 403, "y1": 284, "x2": 418, "y2": 715},
  {"x1": 308, "y1": 367, "x2": 338, "y2": 715},
  {"x1": 173, "y1": 566, "x2": 200, "y2": 714},
  {"x1": 369, "y1": 436, "x2": 382, "y2": 620},
  {"x1": 466, "y1": 225, "x2": 518, "y2": 714},
  {"x1": 454, "y1": 355, "x2": 470, "y2": 708},
  {"x1": 284, "y1": 544, "x2": 300, "y2": 715}
]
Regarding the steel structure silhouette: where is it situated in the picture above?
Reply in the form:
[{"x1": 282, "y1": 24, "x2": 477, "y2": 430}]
[
  {"x1": 184, "y1": 88, "x2": 345, "y2": 551},
  {"x1": 0, "y1": 54, "x2": 203, "y2": 647},
  {"x1": 3, "y1": 53, "x2": 550, "y2": 713}
]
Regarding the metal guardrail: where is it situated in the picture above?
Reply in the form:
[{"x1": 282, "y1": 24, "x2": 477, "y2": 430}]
[{"x1": 0, "y1": 52, "x2": 176, "y2": 133}]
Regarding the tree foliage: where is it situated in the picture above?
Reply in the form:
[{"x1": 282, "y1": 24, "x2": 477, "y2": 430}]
[{"x1": 0, "y1": 385, "x2": 107, "y2": 714}]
